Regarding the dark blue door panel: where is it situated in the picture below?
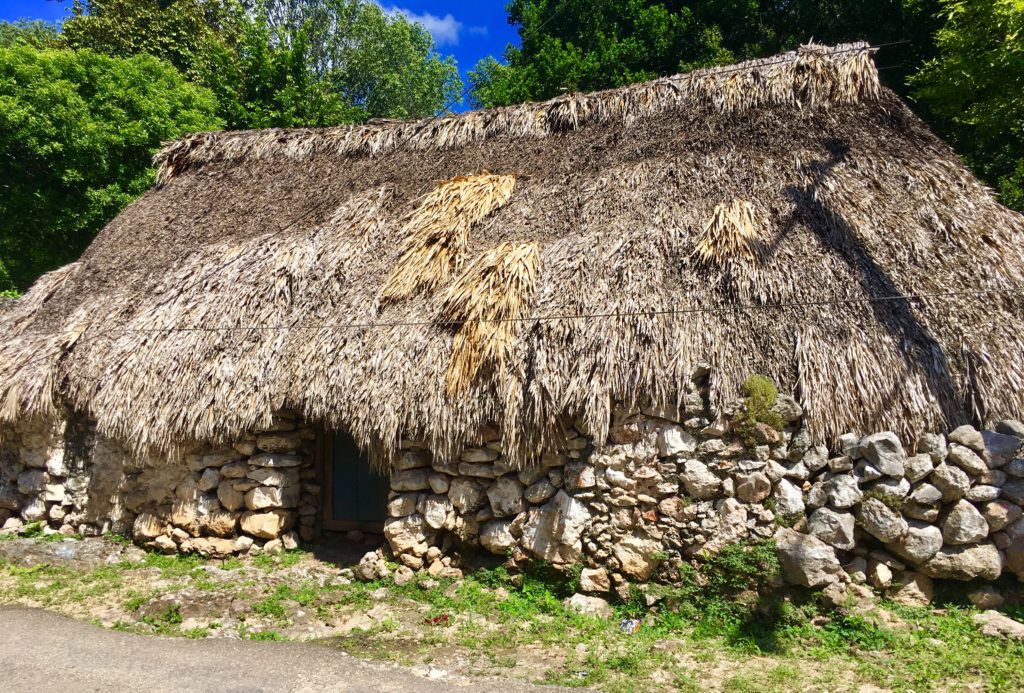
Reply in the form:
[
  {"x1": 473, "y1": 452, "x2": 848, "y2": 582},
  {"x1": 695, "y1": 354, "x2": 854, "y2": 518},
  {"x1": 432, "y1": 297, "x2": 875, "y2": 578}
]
[{"x1": 332, "y1": 432, "x2": 388, "y2": 523}]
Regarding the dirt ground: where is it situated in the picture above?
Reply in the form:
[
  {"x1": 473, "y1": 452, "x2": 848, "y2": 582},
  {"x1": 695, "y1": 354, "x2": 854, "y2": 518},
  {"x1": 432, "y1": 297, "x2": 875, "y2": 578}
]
[{"x1": 1, "y1": 535, "x2": 1021, "y2": 692}]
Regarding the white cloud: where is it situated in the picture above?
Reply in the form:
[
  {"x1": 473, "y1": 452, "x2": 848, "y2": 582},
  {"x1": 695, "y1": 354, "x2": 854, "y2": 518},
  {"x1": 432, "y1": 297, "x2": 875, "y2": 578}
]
[{"x1": 381, "y1": 5, "x2": 464, "y2": 46}]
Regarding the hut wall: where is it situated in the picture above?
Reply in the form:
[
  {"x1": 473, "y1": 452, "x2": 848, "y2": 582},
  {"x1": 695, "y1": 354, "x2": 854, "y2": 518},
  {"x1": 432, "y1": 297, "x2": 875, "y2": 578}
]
[
  {"x1": 2, "y1": 382, "x2": 1024, "y2": 590},
  {"x1": 0, "y1": 413, "x2": 320, "y2": 555},
  {"x1": 381, "y1": 396, "x2": 1024, "y2": 590}
]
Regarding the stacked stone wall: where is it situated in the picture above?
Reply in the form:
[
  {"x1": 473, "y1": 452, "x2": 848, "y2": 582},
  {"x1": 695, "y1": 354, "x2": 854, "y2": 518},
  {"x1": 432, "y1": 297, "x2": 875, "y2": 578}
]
[
  {"x1": 0, "y1": 414, "x2": 319, "y2": 556},
  {"x1": 4, "y1": 378, "x2": 1024, "y2": 598},
  {"x1": 381, "y1": 386, "x2": 1024, "y2": 596}
]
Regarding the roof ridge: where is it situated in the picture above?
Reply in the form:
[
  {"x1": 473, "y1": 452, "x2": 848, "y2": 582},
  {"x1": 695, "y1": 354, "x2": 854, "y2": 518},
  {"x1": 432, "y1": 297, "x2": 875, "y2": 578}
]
[{"x1": 154, "y1": 42, "x2": 879, "y2": 184}]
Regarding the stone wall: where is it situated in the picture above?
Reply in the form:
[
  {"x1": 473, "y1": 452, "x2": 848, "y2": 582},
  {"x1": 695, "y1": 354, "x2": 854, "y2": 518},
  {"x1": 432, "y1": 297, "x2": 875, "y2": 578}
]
[
  {"x1": 4, "y1": 378, "x2": 1024, "y2": 597},
  {"x1": 0, "y1": 413, "x2": 319, "y2": 556},
  {"x1": 381, "y1": 386, "x2": 1024, "y2": 596}
]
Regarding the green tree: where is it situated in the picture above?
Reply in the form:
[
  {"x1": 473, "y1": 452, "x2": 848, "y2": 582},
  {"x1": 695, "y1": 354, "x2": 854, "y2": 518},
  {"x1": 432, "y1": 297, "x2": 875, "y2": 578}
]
[
  {"x1": 0, "y1": 20, "x2": 62, "y2": 48},
  {"x1": 0, "y1": 45, "x2": 222, "y2": 292},
  {"x1": 911, "y1": 0, "x2": 1024, "y2": 210},
  {"x1": 61, "y1": 0, "x2": 462, "y2": 127},
  {"x1": 469, "y1": 1, "x2": 941, "y2": 108}
]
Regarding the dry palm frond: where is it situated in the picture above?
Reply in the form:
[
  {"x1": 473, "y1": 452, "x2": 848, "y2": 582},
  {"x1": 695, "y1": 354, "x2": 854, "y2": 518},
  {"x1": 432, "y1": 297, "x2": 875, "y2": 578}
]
[
  {"x1": 693, "y1": 199, "x2": 765, "y2": 266},
  {"x1": 379, "y1": 174, "x2": 517, "y2": 302},
  {"x1": 438, "y1": 242, "x2": 540, "y2": 395},
  {"x1": 153, "y1": 44, "x2": 880, "y2": 183}
]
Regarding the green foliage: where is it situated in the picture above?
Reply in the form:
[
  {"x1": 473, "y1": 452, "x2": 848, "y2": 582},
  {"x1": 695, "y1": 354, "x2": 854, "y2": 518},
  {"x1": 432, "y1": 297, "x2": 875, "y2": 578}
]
[
  {"x1": 0, "y1": 20, "x2": 62, "y2": 49},
  {"x1": 251, "y1": 592, "x2": 287, "y2": 620},
  {"x1": 911, "y1": 0, "x2": 1024, "y2": 210},
  {"x1": 238, "y1": 623, "x2": 285, "y2": 640},
  {"x1": 734, "y1": 374, "x2": 785, "y2": 442},
  {"x1": 19, "y1": 521, "x2": 45, "y2": 538},
  {"x1": 703, "y1": 540, "x2": 781, "y2": 594},
  {"x1": 250, "y1": 548, "x2": 307, "y2": 571},
  {"x1": 469, "y1": 0, "x2": 942, "y2": 108},
  {"x1": 62, "y1": 0, "x2": 461, "y2": 129},
  {"x1": 0, "y1": 44, "x2": 221, "y2": 291},
  {"x1": 863, "y1": 488, "x2": 906, "y2": 511}
]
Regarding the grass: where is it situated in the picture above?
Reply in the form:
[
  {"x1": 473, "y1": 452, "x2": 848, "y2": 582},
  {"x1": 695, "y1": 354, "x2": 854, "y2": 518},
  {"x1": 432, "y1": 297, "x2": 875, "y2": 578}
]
[{"x1": 0, "y1": 537, "x2": 1021, "y2": 691}]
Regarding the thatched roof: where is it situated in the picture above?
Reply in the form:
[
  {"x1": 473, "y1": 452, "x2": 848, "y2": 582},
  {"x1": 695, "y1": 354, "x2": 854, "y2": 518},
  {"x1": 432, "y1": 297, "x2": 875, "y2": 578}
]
[{"x1": 3, "y1": 43, "x2": 1024, "y2": 467}]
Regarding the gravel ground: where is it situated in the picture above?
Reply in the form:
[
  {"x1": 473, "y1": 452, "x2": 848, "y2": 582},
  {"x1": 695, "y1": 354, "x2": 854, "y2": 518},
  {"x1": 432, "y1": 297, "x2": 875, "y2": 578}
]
[{"x1": 0, "y1": 606, "x2": 581, "y2": 693}]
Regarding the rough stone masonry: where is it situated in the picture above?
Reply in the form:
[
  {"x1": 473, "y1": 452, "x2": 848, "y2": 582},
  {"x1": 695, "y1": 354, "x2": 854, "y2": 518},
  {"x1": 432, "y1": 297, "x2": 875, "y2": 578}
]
[{"x1": 3, "y1": 368, "x2": 1024, "y2": 601}]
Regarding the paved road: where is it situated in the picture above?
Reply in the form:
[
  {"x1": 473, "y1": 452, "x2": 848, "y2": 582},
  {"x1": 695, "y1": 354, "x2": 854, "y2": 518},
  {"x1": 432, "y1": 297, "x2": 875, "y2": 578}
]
[{"x1": 0, "y1": 606, "x2": 574, "y2": 693}]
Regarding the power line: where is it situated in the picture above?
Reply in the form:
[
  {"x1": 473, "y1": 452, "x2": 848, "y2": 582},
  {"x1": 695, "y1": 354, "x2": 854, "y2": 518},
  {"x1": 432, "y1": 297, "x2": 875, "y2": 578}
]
[{"x1": 10, "y1": 286, "x2": 1024, "y2": 340}]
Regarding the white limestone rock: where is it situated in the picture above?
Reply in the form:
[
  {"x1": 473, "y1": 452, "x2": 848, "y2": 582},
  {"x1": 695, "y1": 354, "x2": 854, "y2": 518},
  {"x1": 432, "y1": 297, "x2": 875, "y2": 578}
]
[
  {"x1": 735, "y1": 472, "x2": 771, "y2": 503},
  {"x1": 487, "y1": 476, "x2": 526, "y2": 518},
  {"x1": 613, "y1": 530, "x2": 662, "y2": 580},
  {"x1": 807, "y1": 507, "x2": 856, "y2": 550},
  {"x1": 680, "y1": 460, "x2": 720, "y2": 499},
  {"x1": 656, "y1": 424, "x2": 697, "y2": 457},
  {"x1": 859, "y1": 432, "x2": 905, "y2": 477},
  {"x1": 240, "y1": 509, "x2": 293, "y2": 539},
  {"x1": 932, "y1": 464, "x2": 971, "y2": 502},
  {"x1": 886, "y1": 521, "x2": 943, "y2": 565},
  {"x1": 564, "y1": 593, "x2": 613, "y2": 619},
  {"x1": 772, "y1": 479, "x2": 805, "y2": 517},
  {"x1": 942, "y1": 499, "x2": 989, "y2": 545},
  {"x1": 981, "y1": 499, "x2": 1022, "y2": 532},
  {"x1": 920, "y1": 543, "x2": 1002, "y2": 581},
  {"x1": 383, "y1": 513, "x2": 430, "y2": 554},
  {"x1": 774, "y1": 527, "x2": 843, "y2": 587},
  {"x1": 948, "y1": 444, "x2": 988, "y2": 476},
  {"x1": 823, "y1": 474, "x2": 863, "y2": 509},
  {"x1": 447, "y1": 477, "x2": 487, "y2": 514},
  {"x1": 904, "y1": 454, "x2": 935, "y2": 483},
  {"x1": 519, "y1": 491, "x2": 590, "y2": 565},
  {"x1": 479, "y1": 519, "x2": 516, "y2": 555},
  {"x1": 858, "y1": 497, "x2": 908, "y2": 543}
]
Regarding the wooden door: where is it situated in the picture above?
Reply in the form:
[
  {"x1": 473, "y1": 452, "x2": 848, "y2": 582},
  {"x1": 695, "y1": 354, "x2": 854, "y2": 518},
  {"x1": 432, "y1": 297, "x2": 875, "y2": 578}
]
[{"x1": 323, "y1": 431, "x2": 389, "y2": 531}]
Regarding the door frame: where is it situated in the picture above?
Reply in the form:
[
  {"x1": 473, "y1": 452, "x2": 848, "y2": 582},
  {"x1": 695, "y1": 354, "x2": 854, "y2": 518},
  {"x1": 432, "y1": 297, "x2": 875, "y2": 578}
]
[{"x1": 320, "y1": 429, "x2": 387, "y2": 533}]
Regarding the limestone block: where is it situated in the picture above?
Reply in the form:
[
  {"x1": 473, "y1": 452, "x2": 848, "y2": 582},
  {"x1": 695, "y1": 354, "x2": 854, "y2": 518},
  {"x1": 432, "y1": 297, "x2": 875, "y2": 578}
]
[
  {"x1": 942, "y1": 499, "x2": 989, "y2": 545},
  {"x1": 479, "y1": 519, "x2": 515, "y2": 554},
  {"x1": 245, "y1": 485, "x2": 300, "y2": 510},
  {"x1": 487, "y1": 476, "x2": 525, "y2": 518},
  {"x1": 240, "y1": 509, "x2": 294, "y2": 539},
  {"x1": 519, "y1": 491, "x2": 590, "y2": 565},
  {"x1": 133, "y1": 512, "x2": 164, "y2": 540},
  {"x1": 920, "y1": 542, "x2": 1002, "y2": 580},
  {"x1": 774, "y1": 527, "x2": 842, "y2": 587},
  {"x1": 248, "y1": 453, "x2": 302, "y2": 469},
  {"x1": 858, "y1": 498, "x2": 908, "y2": 543},
  {"x1": 859, "y1": 432, "x2": 905, "y2": 477}
]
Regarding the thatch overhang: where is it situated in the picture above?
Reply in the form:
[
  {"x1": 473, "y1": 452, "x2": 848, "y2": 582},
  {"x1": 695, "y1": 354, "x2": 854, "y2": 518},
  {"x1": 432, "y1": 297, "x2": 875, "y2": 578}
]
[{"x1": 2, "y1": 42, "x2": 1024, "y2": 467}]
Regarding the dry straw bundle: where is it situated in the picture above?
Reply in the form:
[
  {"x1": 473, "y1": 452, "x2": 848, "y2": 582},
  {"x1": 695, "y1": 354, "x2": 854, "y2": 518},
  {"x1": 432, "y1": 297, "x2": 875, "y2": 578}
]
[
  {"x1": 437, "y1": 242, "x2": 540, "y2": 395},
  {"x1": 379, "y1": 174, "x2": 516, "y2": 302},
  {"x1": 693, "y1": 199, "x2": 765, "y2": 266}
]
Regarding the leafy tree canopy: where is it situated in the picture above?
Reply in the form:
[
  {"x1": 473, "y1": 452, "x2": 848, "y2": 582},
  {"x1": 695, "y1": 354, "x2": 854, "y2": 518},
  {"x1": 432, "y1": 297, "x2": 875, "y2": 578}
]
[
  {"x1": 0, "y1": 19, "x2": 62, "y2": 48},
  {"x1": 911, "y1": 0, "x2": 1024, "y2": 209},
  {"x1": 0, "y1": 45, "x2": 222, "y2": 291},
  {"x1": 61, "y1": 0, "x2": 462, "y2": 128}
]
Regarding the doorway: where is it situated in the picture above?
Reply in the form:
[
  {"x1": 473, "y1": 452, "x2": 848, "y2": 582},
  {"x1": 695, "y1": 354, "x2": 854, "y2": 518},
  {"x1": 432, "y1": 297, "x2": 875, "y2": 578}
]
[{"x1": 322, "y1": 431, "x2": 389, "y2": 531}]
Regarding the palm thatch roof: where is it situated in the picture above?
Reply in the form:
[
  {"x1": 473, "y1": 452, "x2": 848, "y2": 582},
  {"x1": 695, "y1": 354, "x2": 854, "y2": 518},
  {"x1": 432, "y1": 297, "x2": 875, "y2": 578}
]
[{"x1": 2, "y1": 43, "x2": 1024, "y2": 467}]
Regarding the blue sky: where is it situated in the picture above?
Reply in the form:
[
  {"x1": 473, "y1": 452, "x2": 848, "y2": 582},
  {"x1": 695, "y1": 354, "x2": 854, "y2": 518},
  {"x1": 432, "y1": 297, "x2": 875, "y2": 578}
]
[{"x1": 0, "y1": 0, "x2": 520, "y2": 84}]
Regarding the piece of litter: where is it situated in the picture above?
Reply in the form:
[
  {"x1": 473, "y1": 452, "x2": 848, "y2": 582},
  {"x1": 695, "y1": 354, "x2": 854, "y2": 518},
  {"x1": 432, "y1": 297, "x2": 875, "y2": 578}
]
[{"x1": 619, "y1": 618, "x2": 641, "y2": 634}]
